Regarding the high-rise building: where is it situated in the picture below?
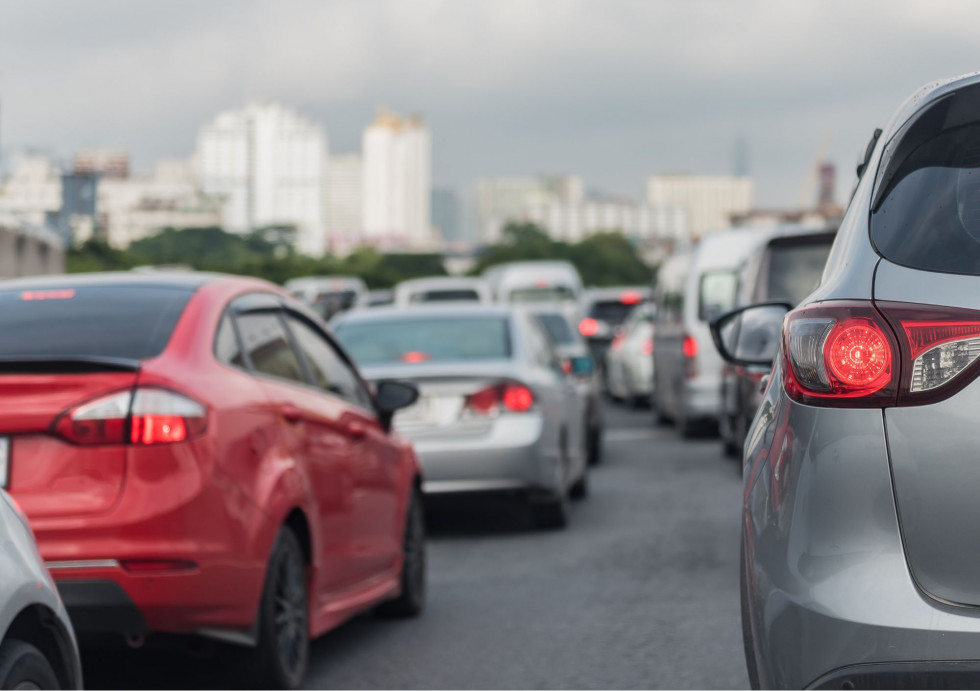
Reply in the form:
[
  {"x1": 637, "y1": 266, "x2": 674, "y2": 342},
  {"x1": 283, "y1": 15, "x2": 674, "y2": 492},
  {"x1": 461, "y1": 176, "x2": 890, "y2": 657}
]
[
  {"x1": 521, "y1": 200, "x2": 687, "y2": 244},
  {"x1": 196, "y1": 102, "x2": 326, "y2": 255},
  {"x1": 476, "y1": 175, "x2": 584, "y2": 243},
  {"x1": 323, "y1": 153, "x2": 363, "y2": 254},
  {"x1": 431, "y1": 187, "x2": 462, "y2": 246},
  {"x1": 645, "y1": 174, "x2": 754, "y2": 240},
  {"x1": 73, "y1": 150, "x2": 130, "y2": 179},
  {"x1": 362, "y1": 108, "x2": 432, "y2": 249}
]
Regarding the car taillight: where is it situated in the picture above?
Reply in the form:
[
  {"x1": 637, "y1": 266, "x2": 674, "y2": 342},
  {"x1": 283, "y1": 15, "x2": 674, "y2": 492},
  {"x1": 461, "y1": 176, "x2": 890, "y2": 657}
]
[
  {"x1": 683, "y1": 334, "x2": 697, "y2": 378},
  {"x1": 642, "y1": 339, "x2": 653, "y2": 356},
  {"x1": 463, "y1": 382, "x2": 535, "y2": 416},
  {"x1": 579, "y1": 318, "x2": 599, "y2": 337},
  {"x1": 53, "y1": 388, "x2": 207, "y2": 446}
]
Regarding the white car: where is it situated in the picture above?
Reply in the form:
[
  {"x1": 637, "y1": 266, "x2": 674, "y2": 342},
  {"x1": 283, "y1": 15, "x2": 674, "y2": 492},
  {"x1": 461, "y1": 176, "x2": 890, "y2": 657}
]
[
  {"x1": 606, "y1": 302, "x2": 655, "y2": 407},
  {"x1": 392, "y1": 277, "x2": 492, "y2": 306},
  {"x1": 0, "y1": 489, "x2": 82, "y2": 689}
]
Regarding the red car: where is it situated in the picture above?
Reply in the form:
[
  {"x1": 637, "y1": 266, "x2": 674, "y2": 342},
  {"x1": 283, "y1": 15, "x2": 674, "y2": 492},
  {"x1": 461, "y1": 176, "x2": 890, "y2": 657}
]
[{"x1": 0, "y1": 272, "x2": 425, "y2": 688}]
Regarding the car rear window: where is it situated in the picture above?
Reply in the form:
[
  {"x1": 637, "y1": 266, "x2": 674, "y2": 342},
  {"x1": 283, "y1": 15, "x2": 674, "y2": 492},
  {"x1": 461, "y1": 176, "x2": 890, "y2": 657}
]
[
  {"x1": 536, "y1": 314, "x2": 576, "y2": 345},
  {"x1": 698, "y1": 271, "x2": 738, "y2": 322},
  {"x1": 872, "y1": 115, "x2": 980, "y2": 275},
  {"x1": 508, "y1": 286, "x2": 576, "y2": 303},
  {"x1": 588, "y1": 300, "x2": 638, "y2": 326},
  {"x1": 0, "y1": 285, "x2": 193, "y2": 360},
  {"x1": 767, "y1": 241, "x2": 833, "y2": 306},
  {"x1": 411, "y1": 289, "x2": 480, "y2": 303},
  {"x1": 334, "y1": 317, "x2": 511, "y2": 365}
]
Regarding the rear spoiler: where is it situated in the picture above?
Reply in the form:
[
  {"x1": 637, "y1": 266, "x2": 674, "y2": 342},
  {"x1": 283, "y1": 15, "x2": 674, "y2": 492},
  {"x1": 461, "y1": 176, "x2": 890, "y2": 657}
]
[{"x1": 0, "y1": 356, "x2": 142, "y2": 374}]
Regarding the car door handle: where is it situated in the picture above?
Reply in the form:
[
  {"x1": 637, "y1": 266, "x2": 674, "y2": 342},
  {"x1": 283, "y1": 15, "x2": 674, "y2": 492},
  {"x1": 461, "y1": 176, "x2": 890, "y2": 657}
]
[
  {"x1": 281, "y1": 404, "x2": 304, "y2": 423},
  {"x1": 346, "y1": 421, "x2": 367, "y2": 440}
]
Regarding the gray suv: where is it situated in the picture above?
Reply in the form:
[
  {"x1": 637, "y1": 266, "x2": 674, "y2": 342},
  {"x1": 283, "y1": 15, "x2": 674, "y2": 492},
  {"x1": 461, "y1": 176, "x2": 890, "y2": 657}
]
[{"x1": 712, "y1": 73, "x2": 980, "y2": 688}]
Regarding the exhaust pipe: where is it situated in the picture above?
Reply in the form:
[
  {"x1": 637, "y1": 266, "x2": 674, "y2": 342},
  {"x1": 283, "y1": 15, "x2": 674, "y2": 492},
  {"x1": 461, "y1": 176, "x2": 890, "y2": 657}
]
[{"x1": 124, "y1": 633, "x2": 146, "y2": 649}]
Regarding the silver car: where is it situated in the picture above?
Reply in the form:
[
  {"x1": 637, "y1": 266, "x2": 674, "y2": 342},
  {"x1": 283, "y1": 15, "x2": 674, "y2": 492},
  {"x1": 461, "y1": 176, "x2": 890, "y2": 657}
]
[
  {"x1": 0, "y1": 490, "x2": 82, "y2": 689},
  {"x1": 332, "y1": 304, "x2": 589, "y2": 529},
  {"x1": 712, "y1": 73, "x2": 980, "y2": 688},
  {"x1": 606, "y1": 302, "x2": 655, "y2": 407}
]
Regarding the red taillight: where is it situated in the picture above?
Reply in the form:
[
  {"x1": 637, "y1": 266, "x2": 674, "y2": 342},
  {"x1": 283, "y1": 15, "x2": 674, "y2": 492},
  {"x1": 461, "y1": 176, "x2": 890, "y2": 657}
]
[
  {"x1": 642, "y1": 339, "x2": 653, "y2": 356},
  {"x1": 682, "y1": 334, "x2": 698, "y2": 358},
  {"x1": 464, "y1": 382, "x2": 535, "y2": 416},
  {"x1": 53, "y1": 388, "x2": 207, "y2": 446},
  {"x1": 620, "y1": 290, "x2": 642, "y2": 305},
  {"x1": 579, "y1": 318, "x2": 599, "y2": 337},
  {"x1": 823, "y1": 319, "x2": 892, "y2": 394},
  {"x1": 401, "y1": 351, "x2": 430, "y2": 363}
]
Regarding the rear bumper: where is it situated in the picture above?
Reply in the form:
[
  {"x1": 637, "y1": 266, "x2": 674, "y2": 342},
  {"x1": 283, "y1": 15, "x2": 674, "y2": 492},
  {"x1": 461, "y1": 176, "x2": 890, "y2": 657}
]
[
  {"x1": 682, "y1": 376, "x2": 721, "y2": 421},
  {"x1": 407, "y1": 415, "x2": 561, "y2": 496},
  {"x1": 808, "y1": 661, "x2": 980, "y2": 690},
  {"x1": 56, "y1": 579, "x2": 148, "y2": 636}
]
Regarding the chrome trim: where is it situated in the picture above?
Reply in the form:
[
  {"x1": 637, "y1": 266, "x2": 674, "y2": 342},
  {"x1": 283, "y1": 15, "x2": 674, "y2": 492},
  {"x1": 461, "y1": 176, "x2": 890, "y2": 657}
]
[{"x1": 45, "y1": 559, "x2": 120, "y2": 571}]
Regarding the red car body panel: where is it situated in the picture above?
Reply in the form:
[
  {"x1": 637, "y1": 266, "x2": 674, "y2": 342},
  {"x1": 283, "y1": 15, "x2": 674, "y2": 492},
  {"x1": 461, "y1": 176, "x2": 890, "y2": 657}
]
[{"x1": 6, "y1": 276, "x2": 420, "y2": 639}]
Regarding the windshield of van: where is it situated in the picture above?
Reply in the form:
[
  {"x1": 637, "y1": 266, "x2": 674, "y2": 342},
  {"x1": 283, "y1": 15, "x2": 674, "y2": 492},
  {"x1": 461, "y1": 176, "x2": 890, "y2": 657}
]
[{"x1": 698, "y1": 271, "x2": 738, "y2": 322}]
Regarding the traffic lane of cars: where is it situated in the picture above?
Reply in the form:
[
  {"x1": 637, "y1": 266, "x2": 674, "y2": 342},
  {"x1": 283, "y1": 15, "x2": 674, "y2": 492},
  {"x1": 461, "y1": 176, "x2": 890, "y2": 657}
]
[{"x1": 81, "y1": 402, "x2": 749, "y2": 690}]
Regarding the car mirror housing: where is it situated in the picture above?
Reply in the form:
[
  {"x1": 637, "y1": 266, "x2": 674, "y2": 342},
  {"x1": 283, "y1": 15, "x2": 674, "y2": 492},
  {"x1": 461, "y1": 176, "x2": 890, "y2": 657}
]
[
  {"x1": 709, "y1": 302, "x2": 792, "y2": 368},
  {"x1": 375, "y1": 380, "x2": 420, "y2": 431}
]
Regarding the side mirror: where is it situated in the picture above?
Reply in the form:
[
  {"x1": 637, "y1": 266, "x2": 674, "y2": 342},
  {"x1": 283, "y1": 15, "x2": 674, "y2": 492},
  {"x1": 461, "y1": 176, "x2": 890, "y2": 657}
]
[
  {"x1": 375, "y1": 380, "x2": 420, "y2": 432},
  {"x1": 570, "y1": 355, "x2": 595, "y2": 376},
  {"x1": 709, "y1": 302, "x2": 792, "y2": 368}
]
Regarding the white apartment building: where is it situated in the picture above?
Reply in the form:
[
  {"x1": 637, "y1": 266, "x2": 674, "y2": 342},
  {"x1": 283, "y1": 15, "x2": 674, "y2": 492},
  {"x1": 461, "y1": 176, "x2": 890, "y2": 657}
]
[
  {"x1": 645, "y1": 174, "x2": 754, "y2": 240},
  {"x1": 196, "y1": 102, "x2": 327, "y2": 255},
  {"x1": 522, "y1": 201, "x2": 687, "y2": 244},
  {"x1": 362, "y1": 109, "x2": 432, "y2": 249},
  {"x1": 0, "y1": 155, "x2": 63, "y2": 227},
  {"x1": 476, "y1": 175, "x2": 584, "y2": 243},
  {"x1": 99, "y1": 160, "x2": 223, "y2": 248},
  {"x1": 324, "y1": 153, "x2": 363, "y2": 255}
]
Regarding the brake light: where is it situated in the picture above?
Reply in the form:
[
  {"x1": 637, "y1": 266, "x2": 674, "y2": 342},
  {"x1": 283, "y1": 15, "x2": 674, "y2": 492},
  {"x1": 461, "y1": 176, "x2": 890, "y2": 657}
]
[
  {"x1": 579, "y1": 318, "x2": 599, "y2": 337},
  {"x1": 642, "y1": 339, "x2": 653, "y2": 356},
  {"x1": 401, "y1": 351, "x2": 430, "y2": 364},
  {"x1": 463, "y1": 382, "x2": 535, "y2": 416},
  {"x1": 53, "y1": 388, "x2": 207, "y2": 446},
  {"x1": 682, "y1": 335, "x2": 698, "y2": 358},
  {"x1": 620, "y1": 290, "x2": 642, "y2": 305}
]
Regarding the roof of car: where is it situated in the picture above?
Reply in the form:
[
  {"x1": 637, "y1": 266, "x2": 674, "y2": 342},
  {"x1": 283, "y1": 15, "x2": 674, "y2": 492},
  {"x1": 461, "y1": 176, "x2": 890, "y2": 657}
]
[{"x1": 0, "y1": 270, "x2": 270, "y2": 291}]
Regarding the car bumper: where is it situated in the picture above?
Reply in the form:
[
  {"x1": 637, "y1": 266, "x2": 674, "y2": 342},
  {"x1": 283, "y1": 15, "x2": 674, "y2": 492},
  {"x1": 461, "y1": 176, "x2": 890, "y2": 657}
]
[
  {"x1": 682, "y1": 376, "x2": 721, "y2": 420},
  {"x1": 406, "y1": 414, "x2": 561, "y2": 496},
  {"x1": 623, "y1": 357, "x2": 652, "y2": 396}
]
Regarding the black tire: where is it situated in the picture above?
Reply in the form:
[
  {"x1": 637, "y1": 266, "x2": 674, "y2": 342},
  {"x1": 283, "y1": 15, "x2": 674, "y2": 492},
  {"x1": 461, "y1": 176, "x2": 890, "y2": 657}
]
[
  {"x1": 587, "y1": 425, "x2": 603, "y2": 466},
  {"x1": 0, "y1": 640, "x2": 61, "y2": 690},
  {"x1": 531, "y1": 489, "x2": 569, "y2": 530},
  {"x1": 376, "y1": 488, "x2": 426, "y2": 618},
  {"x1": 569, "y1": 471, "x2": 589, "y2": 500},
  {"x1": 740, "y1": 543, "x2": 762, "y2": 690},
  {"x1": 246, "y1": 528, "x2": 309, "y2": 690}
]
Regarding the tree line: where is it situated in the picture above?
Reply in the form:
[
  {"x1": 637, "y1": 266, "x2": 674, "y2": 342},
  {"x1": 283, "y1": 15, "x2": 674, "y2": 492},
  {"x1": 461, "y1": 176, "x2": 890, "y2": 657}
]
[{"x1": 68, "y1": 222, "x2": 654, "y2": 288}]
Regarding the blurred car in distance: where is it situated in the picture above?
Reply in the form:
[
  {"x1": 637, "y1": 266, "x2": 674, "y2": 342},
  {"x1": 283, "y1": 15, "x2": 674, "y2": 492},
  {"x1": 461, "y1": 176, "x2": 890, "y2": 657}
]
[
  {"x1": 606, "y1": 301, "x2": 656, "y2": 407},
  {"x1": 361, "y1": 289, "x2": 394, "y2": 308},
  {"x1": 713, "y1": 74, "x2": 980, "y2": 689},
  {"x1": 0, "y1": 272, "x2": 424, "y2": 689},
  {"x1": 483, "y1": 261, "x2": 583, "y2": 305},
  {"x1": 526, "y1": 306, "x2": 604, "y2": 465},
  {"x1": 333, "y1": 304, "x2": 590, "y2": 529},
  {"x1": 284, "y1": 275, "x2": 367, "y2": 320},
  {"x1": 578, "y1": 287, "x2": 649, "y2": 375},
  {"x1": 0, "y1": 489, "x2": 82, "y2": 690},
  {"x1": 392, "y1": 276, "x2": 492, "y2": 306},
  {"x1": 652, "y1": 228, "x2": 770, "y2": 437},
  {"x1": 719, "y1": 225, "x2": 836, "y2": 456}
]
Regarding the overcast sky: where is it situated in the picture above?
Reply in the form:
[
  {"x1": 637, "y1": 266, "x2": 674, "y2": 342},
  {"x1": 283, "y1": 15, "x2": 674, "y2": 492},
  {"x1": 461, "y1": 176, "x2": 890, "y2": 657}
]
[{"x1": 1, "y1": 0, "x2": 979, "y2": 209}]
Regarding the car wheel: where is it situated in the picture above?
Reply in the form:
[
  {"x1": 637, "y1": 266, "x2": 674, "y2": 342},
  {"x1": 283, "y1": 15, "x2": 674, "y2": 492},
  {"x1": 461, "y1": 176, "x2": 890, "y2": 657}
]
[
  {"x1": 0, "y1": 640, "x2": 61, "y2": 690},
  {"x1": 376, "y1": 488, "x2": 426, "y2": 618},
  {"x1": 569, "y1": 471, "x2": 589, "y2": 500},
  {"x1": 587, "y1": 425, "x2": 603, "y2": 466},
  {"x1": 531, "y1": 488, "x2": 569, "y2": 530},
  {"x1": 740, "y1": 543, "x2": 762, "y2": 690},
  {"x1": 247, "y1": 528, "x2": 309, "y2": 690}
]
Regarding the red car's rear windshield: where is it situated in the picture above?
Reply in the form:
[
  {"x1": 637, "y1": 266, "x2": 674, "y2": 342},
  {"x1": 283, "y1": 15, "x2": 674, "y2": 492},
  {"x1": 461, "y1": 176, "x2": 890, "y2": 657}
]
[{"x1": 0, "y1": 285, "x2": 194, "y2": 361}]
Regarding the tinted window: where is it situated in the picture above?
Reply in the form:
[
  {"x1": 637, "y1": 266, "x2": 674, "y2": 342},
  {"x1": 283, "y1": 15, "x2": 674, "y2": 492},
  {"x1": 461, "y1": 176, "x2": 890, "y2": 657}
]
[
  {"x1": 312, "y1": 290, "x2": 358, "y2": 320},
  {"x1": 411, "y1": 289, "x2": 480, "y2": 303},
  {"x1": 698, "y1": 271, "x2": 738, "y2": 322},
  {"x1": 766, "y1": 242, "x2": 833, "y2": 306},
  {"x1": 536, "y1": 314, "x2": 576, "y2": 345},
  {"x1": 872, "y1": 121, "x2": 980, "y2": 275},
  {"x1": 0, "y1": 285, "x2": 192, "y2": 360},
  {"x1": 588, "y1": 300, "x2": 638, "y2": 326},
  {"x1": 215, "y1": 315, "x2": 245, "y2": 368},
  {"x1": 508, "y1": 286, "x2": 576, "y2": 303},
  {"x1": 285, "y1": 315, "x2": 373, "y2": 409},
  {"x1": 236, "y1": 313, "x2": 306, "y2": 383},
  {"x1": 335, "y1": 317, "x2": 511, "y2": 365}
]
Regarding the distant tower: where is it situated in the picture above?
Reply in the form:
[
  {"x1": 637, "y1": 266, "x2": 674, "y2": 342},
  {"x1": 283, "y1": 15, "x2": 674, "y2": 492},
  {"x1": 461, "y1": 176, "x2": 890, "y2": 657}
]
[
  {"x1": 734, "y1": 136, "x2": 749, "y2": 177},
  {"x1": 818, "y1": 162, "x2": 836, "y2": 207}
]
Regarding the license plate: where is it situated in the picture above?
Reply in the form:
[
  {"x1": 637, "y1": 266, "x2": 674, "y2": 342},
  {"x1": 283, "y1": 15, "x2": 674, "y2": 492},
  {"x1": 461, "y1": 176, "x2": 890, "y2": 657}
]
[
  {"x1": 0, "y1": 437, "x2": 8, "y2": 489},
  {"x1": 398, "y1": 397, "x2": 436, "y2": 425}
]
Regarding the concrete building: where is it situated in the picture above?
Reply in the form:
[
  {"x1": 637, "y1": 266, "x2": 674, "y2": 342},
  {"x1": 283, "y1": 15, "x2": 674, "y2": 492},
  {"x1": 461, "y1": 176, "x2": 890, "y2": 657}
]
[
  {"x1": 196, "y1": 102, "x2": 327, "y2": 255},
  {"x1": 323, "y1": 153, "x2": 363, "y2": 255},
  {"x1": 476, "y1": 175, "x2": 583, "y2": 243},
  {"x1": 0, "y1": 155, "x2": 63, "y2": 228},
  {"x1": 73, "y1": 150, "x2": 129, "y2": 179},
  {"x1": 521, "y1": 200, "x2": 687, "y2": 244},
  {"x1": 99, "y1": 160, "x2": 223, "y2": 248},
  {"x1": 432, "y1": 187, "x2": 463, "y2": 247},
  {"x1": 0, "y1": 213, "x2": 64, "y2": 277},
  {"x1": 645, "y1": 174, "x2": 754, "y2": 240},
  {"x1": 362, "y1": 108, "x2": 432, "y2": 249}
]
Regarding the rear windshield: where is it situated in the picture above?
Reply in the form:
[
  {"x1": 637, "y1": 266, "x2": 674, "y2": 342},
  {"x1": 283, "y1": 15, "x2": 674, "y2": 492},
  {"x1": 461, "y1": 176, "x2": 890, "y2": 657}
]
[
  {"x1": 588, "y1": 300, "x2": 638, "y2": 326},
  {"x1": 767, "y1": 242, "x2": 833, "y2": 305},
  {"x1": 312, "y1": 290, "x2": 357, "y2": 319},
  {"x1": 536, "y1": 314, "x2": 576, "y2": 345},
  {"x1": 508, "y1": 286, "x2": 576, "y2": 303},
  {"x1": 698, "y1": 271, "x2": 738, "y2": 322},
  {"x1": 872, "y1": 120, "x2": 980, "y2": 275},
  {"x1": 0, "y1": 285, "x2": 192, "y2": 360},
  {"x1": 411, "y1": 289, "x2": 480, "y2": 303},
  {"x1": 334, "y1": 317, "x2": 512, "y2": 365}
]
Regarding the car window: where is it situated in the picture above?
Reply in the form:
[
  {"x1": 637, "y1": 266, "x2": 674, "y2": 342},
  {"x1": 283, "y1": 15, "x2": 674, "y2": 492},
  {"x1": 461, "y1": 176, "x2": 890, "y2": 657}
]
[
  {"x1": 411, "y1": 289, "x2": 480, "y2": 303},
  {"x1": 215, "y1": 314, "x2": 245, "y2": 368},
  {"x1": 587, "y1": 300, "x2": 637, "y2": 326},
  {"x1": 335, "y1": 317, "x2": 512, "y2": 365},
  {"x1": 526, "y1": 317, "x2": 564, "y2": 375},
  {"x1": 536, "y1": 313, "x2": 576, "y2": 345},
  {"x1": 766, "y1": 241, "x2": 833, "y2": 306},
  {"x1": 698, "y1": 271, "x2": 738, "y2": 322},
  {"x1": 235, "y1": 312, "x2": 306, "y2": 384},
  {"x1": 284, "y1": 313, "x2": 374, "y2": 410}
]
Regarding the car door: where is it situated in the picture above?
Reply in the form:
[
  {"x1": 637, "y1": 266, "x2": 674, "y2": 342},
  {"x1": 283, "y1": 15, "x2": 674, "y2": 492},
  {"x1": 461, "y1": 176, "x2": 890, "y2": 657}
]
[
  {"x1": 282, "y1": 309, "x2": 402, "y2": 584},
  {"x1": 232, "y1": 298, "x2": 360, "y2": 601}
]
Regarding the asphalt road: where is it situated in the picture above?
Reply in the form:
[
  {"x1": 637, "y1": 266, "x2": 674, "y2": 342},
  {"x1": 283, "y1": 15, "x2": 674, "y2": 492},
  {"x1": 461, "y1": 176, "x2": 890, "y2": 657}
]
[{"x1": 83, "y1": 402, "x2": 749, "y2": 690}]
